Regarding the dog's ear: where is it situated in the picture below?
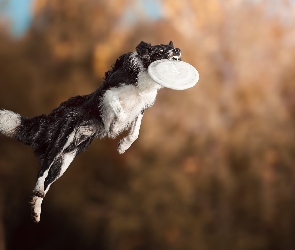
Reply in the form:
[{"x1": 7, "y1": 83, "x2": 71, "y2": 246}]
[
  {"x1": 169, "y1": 41, "x2": 174, "y2": 48},
  {"x1": 136, "y1": 41, "x2": 151, "y2": 59}
]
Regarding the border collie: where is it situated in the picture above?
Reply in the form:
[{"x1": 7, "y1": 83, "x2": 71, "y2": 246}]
[{"x1": 0, "y1": 41, "x2": 181, "y2": 222}]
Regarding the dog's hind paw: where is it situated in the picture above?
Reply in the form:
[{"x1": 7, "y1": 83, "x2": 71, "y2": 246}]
[{"x1": 30, "y1": 195, "x2": 43, "y2": 223}]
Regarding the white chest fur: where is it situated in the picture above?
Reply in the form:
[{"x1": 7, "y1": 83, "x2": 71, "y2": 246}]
[{"x1": 100, "y1": 71, "x2": 162, "y2": 137}]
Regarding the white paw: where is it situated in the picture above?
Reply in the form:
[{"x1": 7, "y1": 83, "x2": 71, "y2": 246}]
[
  {"x1": 31, "y1": 196, "x2": 43, "y2": 223},
  {"x1": 117, "y1": 139, "x2": 131, "y2": 154},
  {"x1": 118, "y1": 146, "x2": 126, "y2": 154}
]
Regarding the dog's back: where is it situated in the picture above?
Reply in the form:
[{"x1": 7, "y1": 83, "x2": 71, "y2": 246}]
[{"x1": 0, "y1": 93, "x2": 102, "y2": 163}]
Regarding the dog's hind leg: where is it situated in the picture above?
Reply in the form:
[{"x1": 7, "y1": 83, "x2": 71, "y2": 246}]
[
  {"x1": 31, "y1": 130, "x2": 78, "y2": 223},
  {"x1": 30, "y1": 125, "x2": 96, "y2": 222},
  {"x1": 31, "y1": 150, "x2": 77, "y2": 223}
]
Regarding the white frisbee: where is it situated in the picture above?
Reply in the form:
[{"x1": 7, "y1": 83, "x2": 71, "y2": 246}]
[{"x1": 148, "y1": 59, "x2": 199, "y2": 90}]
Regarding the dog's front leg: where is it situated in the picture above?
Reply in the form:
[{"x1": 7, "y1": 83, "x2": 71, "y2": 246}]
[
  {"x1": 109, "y1": 96, "x2": 127, "y2": 135},
  {"x1": 102, "y1": 90, "x2": 127, "y2": 134},
  {"x1": 117, "y1": 112, "x2": 143, "y2": 154},
  {"x1": 109, "y1": 97, "x2": 127, "y2": 120}
]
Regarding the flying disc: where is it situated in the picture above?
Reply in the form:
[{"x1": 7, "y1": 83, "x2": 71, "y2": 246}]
[{"x1": 148, "y1": 59, "x2": 199, "y2": 90}]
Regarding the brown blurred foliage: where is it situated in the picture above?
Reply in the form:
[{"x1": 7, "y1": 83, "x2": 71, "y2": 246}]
[{"x1": 1, "y1": 0, "x2": 295, "y2": 249}]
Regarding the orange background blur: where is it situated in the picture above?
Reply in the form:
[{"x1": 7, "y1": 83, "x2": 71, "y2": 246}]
[{"x1": 1, "y1": 1, "x2": 295, "y2": 249}]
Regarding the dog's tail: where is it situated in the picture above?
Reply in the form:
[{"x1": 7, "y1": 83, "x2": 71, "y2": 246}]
[
  {"x1": 0, "y1": 109, "x2": 44, "y2": 146},
  {"x1": 0, "y1": 109, "x2": 22, "y2": 139}
]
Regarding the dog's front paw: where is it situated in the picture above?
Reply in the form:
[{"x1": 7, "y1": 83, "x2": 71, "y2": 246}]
[
  {"x1": 118, "y1": 138, "x2": 131, "y2": 154},
  {"x1": 118, "y1": 145, "x2": 126, "y2": 154},
  {"x1": 110, "y1": 114, "x2": 127, "y2": 136}
]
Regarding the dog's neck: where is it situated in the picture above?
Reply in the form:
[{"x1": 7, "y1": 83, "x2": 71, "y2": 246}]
[
  {"x1": 131, "y1": 51, "x2": 162, "y2": 90},
  {"x1": 137, "y1": 71, "x2": 163, "y2": 94}
]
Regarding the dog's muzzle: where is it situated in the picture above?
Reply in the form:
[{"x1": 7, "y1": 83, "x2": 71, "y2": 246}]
[{"x1": 169, "y1": 48, "x2": 181, "y2": 61}]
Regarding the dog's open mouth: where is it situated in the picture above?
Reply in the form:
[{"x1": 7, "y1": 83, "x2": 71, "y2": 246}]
[
  {"x1": 168, "y1": 49, "x2": 181, "y2": 61},
  {"x1": 169, "y1": 55, "x2": 180, "y2": 61}
]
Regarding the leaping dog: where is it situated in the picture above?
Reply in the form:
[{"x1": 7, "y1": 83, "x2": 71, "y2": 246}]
[{"x1": 0, "y1": 41, "x2": 181, "y2": 222}]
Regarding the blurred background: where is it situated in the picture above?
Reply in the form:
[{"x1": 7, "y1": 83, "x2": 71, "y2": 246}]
[{"x1": 0, "y1": 0, "x2": 295, "y2": 249}]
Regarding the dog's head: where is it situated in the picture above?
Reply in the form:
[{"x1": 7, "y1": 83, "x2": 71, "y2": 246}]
[{"x1": 136, "y1": 41, "x2": 181, "y2": 68}]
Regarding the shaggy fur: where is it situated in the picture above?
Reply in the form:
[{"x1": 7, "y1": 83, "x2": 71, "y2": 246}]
[{"x1": 0, "y1": 41, "x2": 181, "y2": 222}]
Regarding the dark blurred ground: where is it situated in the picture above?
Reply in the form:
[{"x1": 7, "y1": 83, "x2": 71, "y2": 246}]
[{"x1": 1, "y1": 0, "x2": 295, "y2": 249}]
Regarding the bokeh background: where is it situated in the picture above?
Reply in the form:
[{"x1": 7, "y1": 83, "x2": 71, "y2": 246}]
[{"x1": 1, "y1": 0, "x2": 295, "y2": 249}]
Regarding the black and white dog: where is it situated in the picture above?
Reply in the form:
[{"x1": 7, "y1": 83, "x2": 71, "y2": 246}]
[{"x1": 0, "y1": 41, "x2": 181, "y2": 222}]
